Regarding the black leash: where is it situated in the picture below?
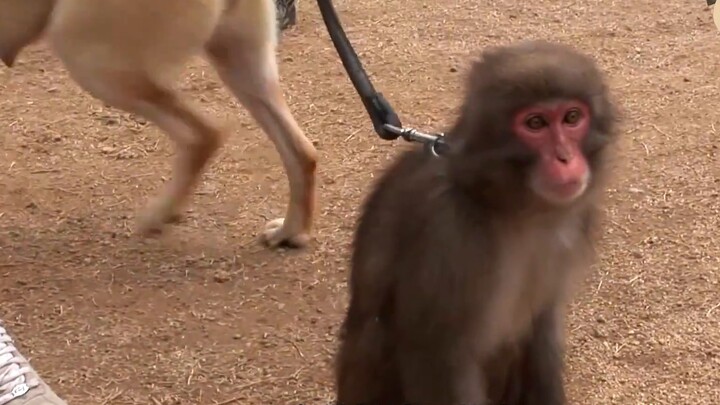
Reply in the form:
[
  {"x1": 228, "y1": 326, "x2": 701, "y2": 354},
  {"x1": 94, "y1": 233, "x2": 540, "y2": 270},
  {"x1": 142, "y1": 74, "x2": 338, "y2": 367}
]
[{"x1": 315, "y1": 0, "x2": 449, "y2": 156}]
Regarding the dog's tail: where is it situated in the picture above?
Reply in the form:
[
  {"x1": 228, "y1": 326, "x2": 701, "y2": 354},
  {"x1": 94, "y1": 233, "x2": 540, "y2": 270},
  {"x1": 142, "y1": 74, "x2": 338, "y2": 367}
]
[
  {"x1": 219, "y1": 0, "x2": 279, "y2": 47},
  {"x1": 0, "y1": 0, "x2": 56, "y2": 67}
]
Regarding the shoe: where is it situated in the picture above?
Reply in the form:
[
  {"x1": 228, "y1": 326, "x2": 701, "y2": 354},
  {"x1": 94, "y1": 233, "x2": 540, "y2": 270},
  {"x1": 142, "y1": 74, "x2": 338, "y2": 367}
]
[{"x1": 0, "y1": 325, "x2": 67, "y2": 405}]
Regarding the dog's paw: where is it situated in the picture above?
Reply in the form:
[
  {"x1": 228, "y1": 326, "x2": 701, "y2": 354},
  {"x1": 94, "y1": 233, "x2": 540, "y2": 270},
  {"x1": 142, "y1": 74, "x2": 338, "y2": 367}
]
[
  {"x1": 260, "y1": 218, "x2": 310, "y2": 249},
  {"x1": 136, "y1": 198, "x2": 182, "y2": 236}
]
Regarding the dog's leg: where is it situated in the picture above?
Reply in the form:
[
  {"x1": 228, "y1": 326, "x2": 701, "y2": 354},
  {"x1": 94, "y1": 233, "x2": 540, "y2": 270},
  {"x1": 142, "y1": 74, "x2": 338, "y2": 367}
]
[
  {"x1": 206, "y1": 1, "x2": 317, "y2": 248},
  {"x1": 0, "y1": 0, "x2": 55, "y2": 67},
  {"x1": 276, "y1": 0, "x2": 298, "y2": 31},
  {"x1": 46, "y1": 0, "x2": 224, "y2": 235},
  {"x1": 48, "y1": 70, "x2": 222, "y2": 234}
]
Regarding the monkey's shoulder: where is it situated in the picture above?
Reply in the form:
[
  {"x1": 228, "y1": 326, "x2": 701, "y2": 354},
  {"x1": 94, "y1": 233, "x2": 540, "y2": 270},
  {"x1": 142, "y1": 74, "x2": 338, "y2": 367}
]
[
  {"x1": 356, "y1": 148, "x2": 448, "y2": 226},
  {"x1": 349, "y1": 148, "x2": 464, "y2": 280}
]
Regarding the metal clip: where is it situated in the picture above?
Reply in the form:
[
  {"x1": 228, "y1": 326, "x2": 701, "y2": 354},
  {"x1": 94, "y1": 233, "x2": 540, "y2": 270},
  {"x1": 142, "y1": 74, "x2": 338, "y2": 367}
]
[{"x1": 382, "y1": 124, "x2": 448, "y2": 157}]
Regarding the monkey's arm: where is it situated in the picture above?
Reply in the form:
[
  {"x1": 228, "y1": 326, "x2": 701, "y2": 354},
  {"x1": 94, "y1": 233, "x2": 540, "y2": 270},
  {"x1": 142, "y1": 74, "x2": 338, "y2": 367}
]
[
  {"x1": 505, "y1": 207, "x2": 597, "y2": 405},
  {"x1": 390, "y1": 189, "x2": 493, "y2": 405},
  {"x1": 336, "y1": 151, "x2": 434, "y2": 404},
  {"x1": 508, "y1": 305, "x2": 567, "y2": 405},
  {"x1": 342, "y1": 149, "x2": 492, "y2": 404},
  {"x1": 346, "y1": 149, "x2": 437, "y2": 317}
]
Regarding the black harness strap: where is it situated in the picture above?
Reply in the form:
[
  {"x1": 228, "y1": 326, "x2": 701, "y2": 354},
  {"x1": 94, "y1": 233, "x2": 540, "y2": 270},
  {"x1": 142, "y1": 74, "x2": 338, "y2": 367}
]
[{"x1": 315, "y1": 0, "x2": 449, "y2": 156}]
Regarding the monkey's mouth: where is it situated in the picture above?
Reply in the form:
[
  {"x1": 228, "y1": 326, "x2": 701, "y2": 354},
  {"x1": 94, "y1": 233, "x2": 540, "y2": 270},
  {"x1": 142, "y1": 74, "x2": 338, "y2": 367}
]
[
  {"x1": 552, "y1": 180, "x2": 585, "y2": 199},
  {"x1": 535, "y1": 178, "x2": 588, "y2": 205}
]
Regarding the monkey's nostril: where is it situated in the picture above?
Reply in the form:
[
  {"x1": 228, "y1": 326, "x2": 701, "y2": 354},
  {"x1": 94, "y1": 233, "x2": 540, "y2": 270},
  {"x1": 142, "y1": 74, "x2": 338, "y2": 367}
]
[{"x1": 555, "y1": 147, "x2": 572, "y2": 164}]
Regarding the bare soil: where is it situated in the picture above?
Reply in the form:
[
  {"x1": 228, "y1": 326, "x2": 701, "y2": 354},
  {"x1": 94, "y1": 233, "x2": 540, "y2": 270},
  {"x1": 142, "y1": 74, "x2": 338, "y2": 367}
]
[{"x1": 2, "y1": 0, "x2": 719, "y2": 404}]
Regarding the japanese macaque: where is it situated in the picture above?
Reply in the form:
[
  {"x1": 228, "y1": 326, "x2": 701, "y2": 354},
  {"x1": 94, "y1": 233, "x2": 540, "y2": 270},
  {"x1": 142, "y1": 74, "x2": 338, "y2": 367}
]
[
  {"x1": 335, "y1": 40, "x2": 619, "y2": 405},
  {"x1": 0, "y1": 0, "x2": 317, "y2": 248}
]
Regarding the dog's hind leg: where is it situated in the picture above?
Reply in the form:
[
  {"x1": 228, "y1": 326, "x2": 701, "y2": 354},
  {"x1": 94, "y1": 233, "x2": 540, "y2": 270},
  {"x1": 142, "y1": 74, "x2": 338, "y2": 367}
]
[
  {"x1": 206, "y1": 0, "x2": 318, "y2": 248},
  {"x1": 46, "y1": 0, "x2": 225, "y2": 235},
  {"x1": 0, "y1": 0, "x2": 55, "y2": 67}
]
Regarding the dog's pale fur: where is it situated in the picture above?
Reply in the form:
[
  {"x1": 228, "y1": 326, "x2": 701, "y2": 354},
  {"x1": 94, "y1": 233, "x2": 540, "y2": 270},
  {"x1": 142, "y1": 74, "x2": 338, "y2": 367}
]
[{"x1": 0, "y1": 0, "x2": 318, "y2": 248}]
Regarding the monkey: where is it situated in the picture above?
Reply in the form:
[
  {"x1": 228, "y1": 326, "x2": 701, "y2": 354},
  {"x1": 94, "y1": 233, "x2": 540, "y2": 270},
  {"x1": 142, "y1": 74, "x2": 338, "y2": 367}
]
[
  {"x1": 334, "y1": 40, "x2": 619, "y2": 405},
  {"x1": 0, "y1": 0, "x2": 317, "y2": 248}
]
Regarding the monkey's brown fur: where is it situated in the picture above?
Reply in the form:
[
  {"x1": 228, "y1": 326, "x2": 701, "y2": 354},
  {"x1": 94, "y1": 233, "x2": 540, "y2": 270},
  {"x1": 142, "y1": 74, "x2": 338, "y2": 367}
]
[
  {"x1": 0, "y1": 0, "x2": 317, "y2": 247},
  {"x1": 335, "y1": 40, "x2": 618, "y2": 405}
]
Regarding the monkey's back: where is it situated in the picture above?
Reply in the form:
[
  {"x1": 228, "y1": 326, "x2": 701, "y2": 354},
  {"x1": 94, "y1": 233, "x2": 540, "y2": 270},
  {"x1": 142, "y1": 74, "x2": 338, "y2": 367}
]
[{"x1": 348, "y1": 146, "x2": 504, "y2": 326}]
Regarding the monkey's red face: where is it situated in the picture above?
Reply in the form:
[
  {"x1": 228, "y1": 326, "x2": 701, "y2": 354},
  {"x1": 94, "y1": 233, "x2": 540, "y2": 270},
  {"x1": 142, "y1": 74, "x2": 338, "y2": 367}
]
[{"x1": 512, "y1": 99, "x2": 591, "y2": 206}]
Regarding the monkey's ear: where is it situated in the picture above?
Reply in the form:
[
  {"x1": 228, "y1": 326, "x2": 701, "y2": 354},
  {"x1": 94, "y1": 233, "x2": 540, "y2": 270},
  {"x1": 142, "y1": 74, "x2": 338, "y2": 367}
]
[
  {"x1": 464, "y1": 52, "x2": 496, "y2": 94},
  {"x1": 476, "y1": 43, "x2": 510, "y2": 61},
  {"x1": 589, "y1": 88, "x2": 622, "y2": 141}
]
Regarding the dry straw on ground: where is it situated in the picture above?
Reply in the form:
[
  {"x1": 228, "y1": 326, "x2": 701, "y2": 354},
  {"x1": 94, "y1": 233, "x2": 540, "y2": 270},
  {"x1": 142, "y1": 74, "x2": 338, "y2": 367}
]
[{"x1": 1, "y1": 0, "x2": 719, "y2": 404}]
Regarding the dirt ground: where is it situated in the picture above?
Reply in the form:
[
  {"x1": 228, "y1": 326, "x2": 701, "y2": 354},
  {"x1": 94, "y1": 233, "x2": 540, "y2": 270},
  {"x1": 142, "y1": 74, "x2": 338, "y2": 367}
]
[{"x1": 1, "y1": 0, "x2": 719, "y2": 404}]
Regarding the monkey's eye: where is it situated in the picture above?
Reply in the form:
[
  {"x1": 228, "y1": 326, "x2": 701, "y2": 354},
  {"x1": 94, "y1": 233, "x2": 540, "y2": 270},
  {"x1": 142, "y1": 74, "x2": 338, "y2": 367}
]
[
  {"x1": 525, "y1": 115, "x2": 547, "y2": 130},
  {"x1": 563, "y1": 109, "x2": 582, "y2": 125}
]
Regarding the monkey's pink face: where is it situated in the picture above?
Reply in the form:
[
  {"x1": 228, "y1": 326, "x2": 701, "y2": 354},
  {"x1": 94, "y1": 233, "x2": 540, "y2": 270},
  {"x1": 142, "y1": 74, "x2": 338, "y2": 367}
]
[{"x1": 512, "y1": 99, "x2": 591, "y2": 206}]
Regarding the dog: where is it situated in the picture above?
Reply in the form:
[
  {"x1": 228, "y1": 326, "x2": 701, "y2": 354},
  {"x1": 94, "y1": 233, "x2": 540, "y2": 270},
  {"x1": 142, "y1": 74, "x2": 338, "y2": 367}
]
[
  {"x1": 276, "y1": 0, "x2": 298, "y2": 31},
  {"x1": 0, "y1": 0, "x2": 318, "y2": 248}
]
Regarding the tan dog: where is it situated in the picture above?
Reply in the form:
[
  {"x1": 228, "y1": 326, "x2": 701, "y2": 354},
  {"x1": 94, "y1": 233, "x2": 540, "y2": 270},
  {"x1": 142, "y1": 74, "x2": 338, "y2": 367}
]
[{"x1": 0, "y1": 0, "x2": 318, "y2": 248}]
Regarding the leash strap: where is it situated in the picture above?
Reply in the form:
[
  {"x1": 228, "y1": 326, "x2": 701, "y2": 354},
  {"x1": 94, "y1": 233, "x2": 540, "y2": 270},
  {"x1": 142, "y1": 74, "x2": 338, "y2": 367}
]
[
  {"x1": 315, "y1": 0, "x2": 449, "y2": 155},
  {"x1": 315, "y1": 0, "x2": 402, "y2": 140}
]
